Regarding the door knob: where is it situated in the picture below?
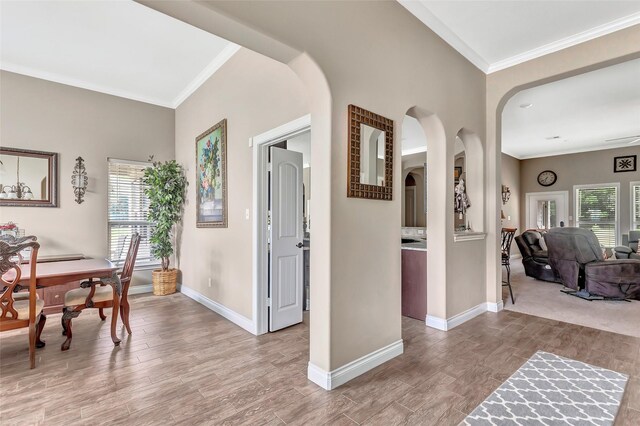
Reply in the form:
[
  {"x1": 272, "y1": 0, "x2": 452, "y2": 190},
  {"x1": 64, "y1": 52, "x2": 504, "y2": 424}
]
[{"x1": 296, "y1": 242, "x2": 303, "y2": 248}]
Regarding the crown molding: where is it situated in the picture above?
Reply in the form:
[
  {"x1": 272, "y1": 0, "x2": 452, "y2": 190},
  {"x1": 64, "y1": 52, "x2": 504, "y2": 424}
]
[
  {"x1": 171, "y1": 43, "x2": 241, "y2": 108},
  {"x1": 397, "y1": 0, "x2": 490, "y2": 73},
  {"x1": 504, "y1": 141, "x2": 639, "y2": 160},
  {"x1": 0, "y1": 61, "x2": 174, "y2": 108},
  {"x1": 487, "y1": 11, "x2": 640, "y2": 73},
  {"x1": 399, "y1": 1, "x2": 640, "y2": 75}
]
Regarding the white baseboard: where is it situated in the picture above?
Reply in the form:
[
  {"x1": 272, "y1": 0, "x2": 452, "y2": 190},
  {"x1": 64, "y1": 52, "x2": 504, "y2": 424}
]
[
  {"x1": 487, "y1": 300, "x2": 504, "y2": 312},
  {"x1": 178, "y1": 283, "x2": 257, "y2": 335},
  {"x1": 307, "y1": 339, "x2": 404, "y2": 390},
  {"x1": 426, "y1": 302, "x2": 496, "y2": 331},
  {"x1": 129, "y1": 284, "x2": 153, "y2": 295}
]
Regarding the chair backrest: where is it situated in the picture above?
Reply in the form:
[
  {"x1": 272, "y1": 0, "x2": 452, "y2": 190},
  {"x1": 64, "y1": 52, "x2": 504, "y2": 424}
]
[
  {"x1": 120, "y1": 233, "x2": 141, "y2": 294},
  {"x1": 545, "y1": 227, "x2": 603, "y2": 290},
  {"x1": 1, "y1": 240, "x2": 39, "y2": 322},
  {"x1": 501, "y1": 228, "x2": 517, "y2": 254}
]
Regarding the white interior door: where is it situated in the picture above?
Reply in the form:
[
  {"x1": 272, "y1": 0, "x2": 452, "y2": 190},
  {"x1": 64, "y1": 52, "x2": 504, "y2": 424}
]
[
  {"x1": 525, "y1": 191, "x2": 569, "y2": 230},
  {"x1": 269, "y1": 147, "x2": 303, "y2": 331}
]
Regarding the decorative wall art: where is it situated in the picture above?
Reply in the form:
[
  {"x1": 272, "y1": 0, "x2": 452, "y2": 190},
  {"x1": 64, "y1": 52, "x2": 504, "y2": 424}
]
[
  {"x1": 613, "y1": 155, "x2": 636, "y2": 173},
  {"x1": 347, "y1": 105, "x2": 394, "y2": 200},
  {"x1": 196, "y1": 119, "x2": 227, "y2": 228},
  {"x1": 454, "y1": 166, "x2": 462, "y2": 183}
]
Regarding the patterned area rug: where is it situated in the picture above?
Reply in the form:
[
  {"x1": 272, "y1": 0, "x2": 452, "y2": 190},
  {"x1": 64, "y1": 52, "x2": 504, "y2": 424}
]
[{"x1": 461, "y1": 351, "x2": 628, "y2": 425}]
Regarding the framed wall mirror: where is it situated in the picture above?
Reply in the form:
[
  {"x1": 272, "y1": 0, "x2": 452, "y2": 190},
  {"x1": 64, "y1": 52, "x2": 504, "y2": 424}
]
[
  {"x1": 347, "y1": 105, "x2": 394, "y2": 200},
  {"x1": 0, "y1": 147, "x2": 58, "y2": 207}
]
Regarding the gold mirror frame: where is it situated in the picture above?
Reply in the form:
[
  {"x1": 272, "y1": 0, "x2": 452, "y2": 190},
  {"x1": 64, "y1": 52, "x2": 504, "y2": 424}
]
[
  {"x1": 0, "y1": 147, "x2": 58, "y2": 208},
  {"x1": 347, "y1": 105, "x2": 394, "y2": 200}
]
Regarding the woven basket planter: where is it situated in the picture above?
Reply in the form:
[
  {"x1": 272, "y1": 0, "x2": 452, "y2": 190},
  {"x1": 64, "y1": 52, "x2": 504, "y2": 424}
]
[{"x1": 152, "y1": 268, "x2": 178, "y2": 296}]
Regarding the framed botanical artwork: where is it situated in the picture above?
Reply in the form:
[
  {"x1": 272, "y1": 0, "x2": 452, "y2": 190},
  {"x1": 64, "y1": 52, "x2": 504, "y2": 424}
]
[
  {"x1": 613, "y1": 155, "x2": 636, "y2": 173},
  {"x1": 196, "y1": 119, "x2": 227, "y2": 227}
]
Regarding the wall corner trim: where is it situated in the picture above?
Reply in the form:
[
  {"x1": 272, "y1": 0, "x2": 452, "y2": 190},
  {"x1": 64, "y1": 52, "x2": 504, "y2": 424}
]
[
  {"x1": 487, "y1": 300, "x2": 504, "y2": 313},
  {"x1": 307, "y1": 339, "x2": 404, "y2": 390},
  {"x1": 178, "y1": 283, "x2": 257, "y2": 335},
  {"x1": 426, "y1": 301, "x2": 502, "y2": 331}
]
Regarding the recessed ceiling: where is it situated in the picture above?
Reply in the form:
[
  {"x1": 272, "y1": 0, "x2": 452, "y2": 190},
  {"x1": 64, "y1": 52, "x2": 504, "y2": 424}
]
[
  {"x1": 0, "y1": 0, "x2": 238, "y2": 108},
  {"x1": 502, "y1": 58, "x2": 640, "y2": 159},
  {"x1": 399, "y1": 1, "x2": 640, "y2": 73}
]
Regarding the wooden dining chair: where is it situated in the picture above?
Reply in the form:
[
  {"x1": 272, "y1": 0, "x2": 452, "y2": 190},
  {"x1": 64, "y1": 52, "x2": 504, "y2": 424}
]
[
  {"x1": 61, "y1": 233, "x2": 140, "y2": 351},
  {"x1": 0, "y1": 240, "x2": 47, "y2": 369}
]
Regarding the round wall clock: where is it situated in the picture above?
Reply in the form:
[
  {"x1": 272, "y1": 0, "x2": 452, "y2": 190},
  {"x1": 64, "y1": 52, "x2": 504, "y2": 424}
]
[{"x1": 537, "y1": 170, "x2": 557, "y2": 187}]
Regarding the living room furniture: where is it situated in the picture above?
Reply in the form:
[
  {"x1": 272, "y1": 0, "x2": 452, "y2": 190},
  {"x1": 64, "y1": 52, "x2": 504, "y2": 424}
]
[
  {"x1": 545, "y1": 227, "x2": 640, "y2": 299},
  {"x1": 514, "y1": 230, "x2": 559, "y2": 282},
  {"x1": 614, "y1": 230, "x2": 640, "y2": 260},
  {"x1": 62, "y1": 233, "x2": 139, "y2": 351},
  {"x1": 501, "y1": 228, "x2": 517, "y2": 304},
  {"x1": 0, "y1": 239, "x2": 46, "y2": 369}
]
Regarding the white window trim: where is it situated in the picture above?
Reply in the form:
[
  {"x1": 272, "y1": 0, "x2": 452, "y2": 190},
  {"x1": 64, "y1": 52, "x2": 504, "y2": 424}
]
[
  {"x1": 632, "y1": 181, "x2": 640, "y2": 231},
  {"x1": 107, "y1": 157, "x2": 160, "y2": 270},
  {"x1": 573, "y1": 182, "x2": 620, "y2": 247}
]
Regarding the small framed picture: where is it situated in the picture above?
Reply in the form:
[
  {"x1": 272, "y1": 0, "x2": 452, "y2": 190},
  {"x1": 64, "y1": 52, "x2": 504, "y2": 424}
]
[
  {"x1": 454, "y1": 166, "x2": 462, "y2": 183},
  {"x1": 613, "y1": 155, "x2": 637, "y2": 173}
]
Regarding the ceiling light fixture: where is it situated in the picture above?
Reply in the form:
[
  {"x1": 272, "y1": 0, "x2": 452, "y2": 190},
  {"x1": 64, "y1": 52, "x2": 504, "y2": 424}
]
[{"x1": 519, "y1": 103, "x2": 533, "y2": 109}]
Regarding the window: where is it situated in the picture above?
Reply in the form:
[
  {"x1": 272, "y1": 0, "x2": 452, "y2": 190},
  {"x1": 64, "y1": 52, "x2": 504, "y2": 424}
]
[
  {"x1": 633, "y1": 181, "x2": 640, "y2": 231},
  {"x1": 574, "y1": 183, "x2": 619, "y2": 247},
  {"x1": 108, "y1": 159, "x2": 155, "y2": 267}
]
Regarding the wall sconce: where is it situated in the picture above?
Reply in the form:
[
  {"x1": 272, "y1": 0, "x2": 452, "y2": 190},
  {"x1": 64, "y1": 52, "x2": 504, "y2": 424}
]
[
  {"x1": 71, "y1": 157, "x2": 88, "y2": 204},
  {"x1": 501, "y1": 185, "x2": 511, "y2": 205}
]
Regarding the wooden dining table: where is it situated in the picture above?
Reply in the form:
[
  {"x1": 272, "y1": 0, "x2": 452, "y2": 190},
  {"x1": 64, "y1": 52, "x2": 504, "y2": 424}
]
[{"x1": 12, "y1": 258, "x2": 121, "y2": 348}]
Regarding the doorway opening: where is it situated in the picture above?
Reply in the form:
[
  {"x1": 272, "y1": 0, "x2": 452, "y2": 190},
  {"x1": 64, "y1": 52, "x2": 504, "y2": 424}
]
[
  {"x1": 253, "y1": 115, "x2": 311, "y2": 334},
  {"x1": 400, "y1": 114, "x2": 428, "y2": 322}
]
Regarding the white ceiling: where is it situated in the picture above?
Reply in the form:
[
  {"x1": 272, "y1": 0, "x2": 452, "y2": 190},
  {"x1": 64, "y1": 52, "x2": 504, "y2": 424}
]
[
  {"x1": 502, "y1": 58, "x2": 640, "y2": 159},
  {"x1": 401, "y1": 116, "x2": 428, "y2": 156},
  {"x1": 0, "y1": 0, "x2": 238, "y2": 108},
  {"x1": 399, "y1": 1, "x2": 640, "y2": 73}
]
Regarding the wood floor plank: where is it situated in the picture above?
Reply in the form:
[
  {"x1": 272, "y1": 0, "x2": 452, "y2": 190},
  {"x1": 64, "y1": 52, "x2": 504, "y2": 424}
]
[{"x1": 1, "y1": 292, "x2": 638, "y2": 426}]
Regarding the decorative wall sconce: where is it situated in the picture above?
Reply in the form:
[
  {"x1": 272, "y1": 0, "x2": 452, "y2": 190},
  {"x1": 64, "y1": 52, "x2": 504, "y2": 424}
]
[
  {"x1": 501, "y1": 185, "x2": 511, "y2": 205},
  {"x1": 71, "y1": 157, "x2": 88, "y2": 204}
]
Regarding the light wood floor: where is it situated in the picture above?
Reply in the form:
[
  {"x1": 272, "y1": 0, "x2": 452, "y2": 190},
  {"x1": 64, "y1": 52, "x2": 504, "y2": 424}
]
[{"x1": 1, "y1": 292, "x2": 638, "y2": 425}]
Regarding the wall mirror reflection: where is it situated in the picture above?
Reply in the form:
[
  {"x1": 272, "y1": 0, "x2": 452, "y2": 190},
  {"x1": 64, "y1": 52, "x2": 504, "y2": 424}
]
[
  {"x1": 347, "y1": 105, "x2": 393, "y2": 200},
  {"x1": 0, "y1": 147, "x2": 58, "y2": 207}
]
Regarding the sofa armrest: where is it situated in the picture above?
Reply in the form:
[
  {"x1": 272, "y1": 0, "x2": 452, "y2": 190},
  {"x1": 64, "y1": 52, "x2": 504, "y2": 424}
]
[
  {"x1": 586, "y1": 260, "x2": 640, "y2": 285},
  {"x1": 614, "y1": 246, "x2": 633, "y2": 254}
]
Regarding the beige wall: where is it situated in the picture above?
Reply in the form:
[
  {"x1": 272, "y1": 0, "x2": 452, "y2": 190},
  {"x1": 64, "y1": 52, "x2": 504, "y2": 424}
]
[
  {"x1": 0, "y1": 71, "x2": 175, "y2": 286},
  {"x1": 501, "y1": 153, "x2": 521, "y2": 256},
  {"x1": 174, "y1": 48, "x2": 308, "y2": 319},
  {"x1": 145, "y1": 0, "x2": 488, "y2": 374},
  {"x1": 520, "y1": 146, "x2": 640, "y2": 240},
  {"x1": 486, "y1": 26, "x2": 640, "y2": 306}
]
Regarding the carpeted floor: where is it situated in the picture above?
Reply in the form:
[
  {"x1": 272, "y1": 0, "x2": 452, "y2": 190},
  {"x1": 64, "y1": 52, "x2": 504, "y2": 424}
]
[{"x1": 503, "y1": 260, "x2": 640, "y2": 338}]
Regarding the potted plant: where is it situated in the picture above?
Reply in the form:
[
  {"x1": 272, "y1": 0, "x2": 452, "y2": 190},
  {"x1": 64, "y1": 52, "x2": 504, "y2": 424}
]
[{"x1": 143, "y1": 157, "x2": 188, "y2": 295}]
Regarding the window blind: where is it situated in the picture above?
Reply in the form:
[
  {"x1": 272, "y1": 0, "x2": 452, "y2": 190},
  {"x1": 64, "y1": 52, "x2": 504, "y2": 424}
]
[
  {"x1": 575, "y1": 185, "x2": 618, "y2": 247},
  {"x1": 108, "y1": 159, "x2": 156, "y2": 267},
  {"x1": 633, "y1": 183, "x2": 640, "y2": 230}
]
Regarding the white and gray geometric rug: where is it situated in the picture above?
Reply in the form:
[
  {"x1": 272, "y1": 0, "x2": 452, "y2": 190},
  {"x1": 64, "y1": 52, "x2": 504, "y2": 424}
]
[{"x1": 461, "y1": 351, "x2": 628, "y2": 426}]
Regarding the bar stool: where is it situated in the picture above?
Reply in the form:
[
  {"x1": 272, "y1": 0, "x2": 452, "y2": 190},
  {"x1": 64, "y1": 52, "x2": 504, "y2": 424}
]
[{"x1": 501, "y1": 227, "x2": 517, "y2": 304}]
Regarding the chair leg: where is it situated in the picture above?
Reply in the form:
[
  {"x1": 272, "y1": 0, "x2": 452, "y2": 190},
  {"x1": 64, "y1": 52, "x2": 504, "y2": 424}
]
[
  {"x1": 120, "y1": 296, "x2": 132, "y2": 335},
  {"x1": 506, "y1": 263, "x2": 515, "y2": 304},
  {"x1": 98, "y1": 308, "x2": 106, "y2": 321},
  {"x1": 61, "y1": 314, "x2": 67, "y2": 336},
  {"x1": 36, "y1": 313, "x2": 46, "y2": 348},
  {"x1": 110, "y1": 289, "x2": 121, "y2": 346},
  {"x1": 29, "y1": 321, "x2": 36, "y2": 369},
  {"x1": 61, "y1": 308, "x2": 81, "y2": 351}
]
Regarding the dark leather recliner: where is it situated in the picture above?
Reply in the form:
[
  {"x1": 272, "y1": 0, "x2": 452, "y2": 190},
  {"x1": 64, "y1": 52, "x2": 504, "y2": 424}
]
[
  {"x1": 545, "y1": 227, "x2": 640, "y2": 299},
  {"x1": 514, "y1": 230, "x2": 559, "y2": 282},
  {"x1": 614, "y1": 230, "x2": 640, "y2": 260}
]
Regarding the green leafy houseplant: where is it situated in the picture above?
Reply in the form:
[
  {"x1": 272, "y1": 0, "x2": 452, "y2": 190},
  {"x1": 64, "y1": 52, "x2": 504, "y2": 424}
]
[{"x1": 143, "y1": 158, "x2": 188, "y2": 272}]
